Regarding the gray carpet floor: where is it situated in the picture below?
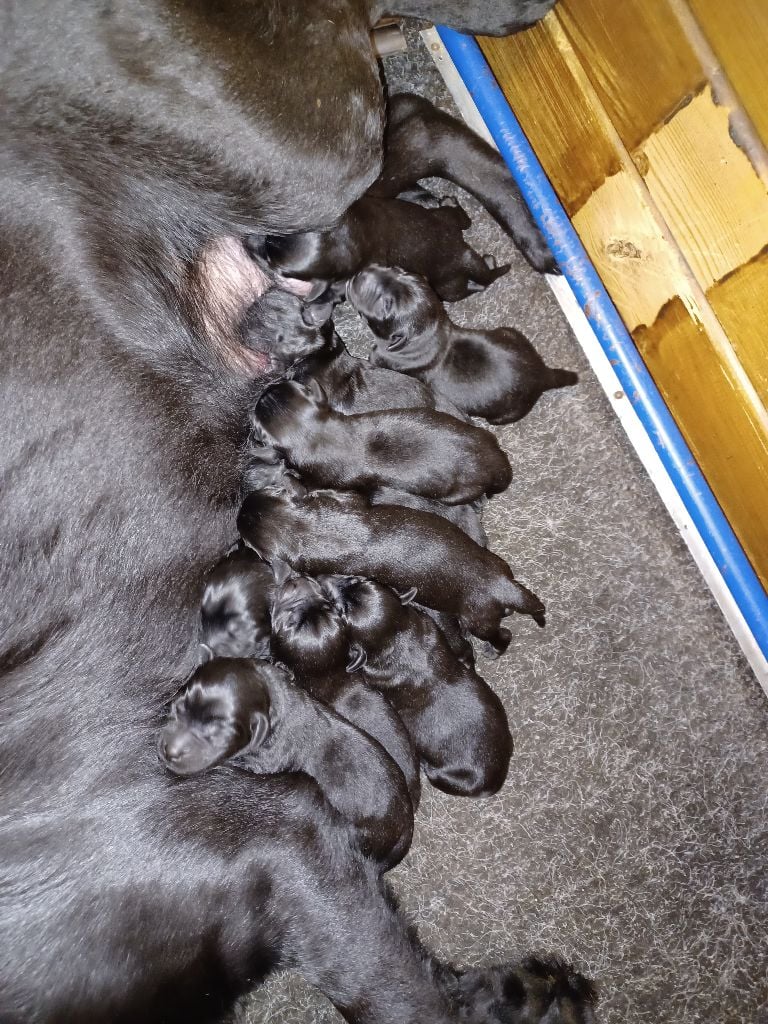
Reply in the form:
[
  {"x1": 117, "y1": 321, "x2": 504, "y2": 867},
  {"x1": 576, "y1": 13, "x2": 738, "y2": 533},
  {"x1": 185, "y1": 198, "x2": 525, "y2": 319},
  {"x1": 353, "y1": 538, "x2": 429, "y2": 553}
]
[{"x1": 245, "y1": 27, "x2": 768, "y2": 1024}]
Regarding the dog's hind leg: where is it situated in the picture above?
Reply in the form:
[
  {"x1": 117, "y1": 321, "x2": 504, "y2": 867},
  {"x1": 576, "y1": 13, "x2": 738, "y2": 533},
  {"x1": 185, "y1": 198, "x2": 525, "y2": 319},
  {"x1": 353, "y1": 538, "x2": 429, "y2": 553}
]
[{"x1": 372, "y1": 93, "x2": 557, "y2": 273}]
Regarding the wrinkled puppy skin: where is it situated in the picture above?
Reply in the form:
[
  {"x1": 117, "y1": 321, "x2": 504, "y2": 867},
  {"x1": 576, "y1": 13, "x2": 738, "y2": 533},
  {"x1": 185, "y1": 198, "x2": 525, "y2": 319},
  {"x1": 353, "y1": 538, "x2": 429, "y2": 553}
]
[
  {"x1": 322, "y1": 574, "x2": 513, "y2": 796},
  {"x1": 159, "y1": 657, "x2": 413, "y2": 871},
  {"x1": 238, "y1": 489, "x2": 545, "y2": 654},
  {"x1": 349, "y1": 266, "x2": 578, "y2": 424},
  {"x1": 252, "y1": 378, "x2": 511, "y2": 504}
]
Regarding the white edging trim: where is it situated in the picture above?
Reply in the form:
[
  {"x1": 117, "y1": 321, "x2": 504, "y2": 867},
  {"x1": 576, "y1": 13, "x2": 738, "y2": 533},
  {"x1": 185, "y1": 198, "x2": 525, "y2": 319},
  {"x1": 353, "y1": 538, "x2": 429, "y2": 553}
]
[{"x1": 422, "y1": 26, "x2": 768, "y2": 692}]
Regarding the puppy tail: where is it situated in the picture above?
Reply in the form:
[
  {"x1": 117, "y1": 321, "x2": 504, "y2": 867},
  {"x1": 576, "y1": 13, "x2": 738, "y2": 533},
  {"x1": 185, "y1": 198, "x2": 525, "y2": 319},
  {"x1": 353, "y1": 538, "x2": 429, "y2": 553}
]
[
  {"x1": 504, "y1": 581, "x2": 546, "y2": 628},
  {"x1": 546, "y1": 367, "x2": 579, "y2": 390},
  {"x1": 448, "y1": 955, "x2": 597, "y2": 1024}
]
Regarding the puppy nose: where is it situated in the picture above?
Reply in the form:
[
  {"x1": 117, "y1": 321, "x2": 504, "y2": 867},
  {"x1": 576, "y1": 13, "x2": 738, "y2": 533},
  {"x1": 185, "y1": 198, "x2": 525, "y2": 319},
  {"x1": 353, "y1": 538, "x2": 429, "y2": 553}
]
[{"x1": 160, "y1": 736, "x2": 187, "y2": 763}]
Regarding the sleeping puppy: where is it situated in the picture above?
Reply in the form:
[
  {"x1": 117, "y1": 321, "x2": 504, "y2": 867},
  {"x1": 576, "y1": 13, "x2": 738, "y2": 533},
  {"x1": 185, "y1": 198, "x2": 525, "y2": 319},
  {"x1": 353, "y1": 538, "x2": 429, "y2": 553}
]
[
  {"x1": 237, "y1": 490, "x2": 545, "y2": 654},
  {"x1": 251, "y1": 379, "x2": 511, "y2": 505},
  {"x1": 158, "y1": 658, "x2": 413, "y2": 871},
  {"x1": 268, "y1": 565, "x2": 420, "y2": 807},
  {"x1": 240, "y1": 443, "x2": 307, "y2": 499},
  {"x1": 243, "y1": 291, "x2": 467, "y2": 418},
  {"x1": 200, "y1": 547, "x2": 275, "y2": 659},
  {"x1": 348, "y1": 266, "x2": 579, "y2": 424},
  {"x1": 248, "y1": 195, "x2": 509, "y2": 303},
  {"x1": 321, "y1": 575, "x2": 513, "y2": 797}
]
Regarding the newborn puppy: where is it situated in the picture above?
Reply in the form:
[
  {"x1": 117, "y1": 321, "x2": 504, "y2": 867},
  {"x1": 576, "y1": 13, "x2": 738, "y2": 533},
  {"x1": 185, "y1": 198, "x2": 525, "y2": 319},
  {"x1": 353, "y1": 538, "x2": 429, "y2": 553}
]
[
  {"x1": 237, "y1": 490, "x2": 545, "y2": 653},
  {"x1": 249, "y1": 195, "x2": 509, "y2": 303},
  {"x1": 159, "y1": 658, "x2": 413, "y2": 870},
  {"x1": 322, "y1": 575, "x2": 513, "y2": 797},
  {"x1": 200, "y1": 547, "x2": 274, "y2": 659},
  {"x1": 348, "y1": 266, "x2": 579, "y2": 424},
  {"x1": 240, "y1": 288, "x2": 330, "y2": 373},
  {"x1": 240, "y1": 443, "x2": 307, "y2": 499},
  {"x1": 268, "y1": 566, "x2": 420, "y2": 807},
  {"x1": 252, "y1": 379, "x2": 511, "y2": 505},
  {"x1": 371, "y1": 485, "x2": 488, "y2": 549}
]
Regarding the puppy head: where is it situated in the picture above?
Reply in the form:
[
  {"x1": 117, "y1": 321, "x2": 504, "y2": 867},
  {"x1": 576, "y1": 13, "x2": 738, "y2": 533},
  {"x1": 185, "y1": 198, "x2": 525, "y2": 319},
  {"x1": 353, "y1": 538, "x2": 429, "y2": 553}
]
[
  {"x1": 241, "y1": 444, "x2": 307, "y2": 500},
  {"x1": 320, "y1": 574, "x2": 410, "y2": 657},
  {"x1": 200, "y1": 549, "x2": 272, "y2": 659},
  {"x1": 346, "y1": 266, "x2": 445, "y2": 366},
  {"x1": 270, "y1": 570, "x2": 349, "y2": 675},
  {"x1": 243, "y1": 289, "x2": 328, "y2": 371},
  {"x1": 252, "y1": 378, "x2": 329, "y2": 443},
  {"x1": 252, "y1": 232, "x2": 325, "y2": 278},
  {"x1": 159, "y1": 659, "x2": 271, "y2": 775}
]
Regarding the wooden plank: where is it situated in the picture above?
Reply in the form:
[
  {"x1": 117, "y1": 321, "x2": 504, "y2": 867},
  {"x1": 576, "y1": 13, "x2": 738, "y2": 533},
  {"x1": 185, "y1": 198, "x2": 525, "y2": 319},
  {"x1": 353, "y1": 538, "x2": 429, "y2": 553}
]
[
  {"x1": 638, "y1": 85, "x2": 768, "y2": 291},
  {"x1": 633, "y1": 299, "x2": 768, "y2": 588},
  {"x1": 555, "y1": 0, "x2": 706, "y2": 152},
  {"x1": 707, "y1": 248, "x2": 768, "y2": 407},
  {"x1": 686, "y1": 0, "x2": 768, "y2": 150},
  {"x1": 479, "y1": 25, "x2": 620, "y2": 215}
]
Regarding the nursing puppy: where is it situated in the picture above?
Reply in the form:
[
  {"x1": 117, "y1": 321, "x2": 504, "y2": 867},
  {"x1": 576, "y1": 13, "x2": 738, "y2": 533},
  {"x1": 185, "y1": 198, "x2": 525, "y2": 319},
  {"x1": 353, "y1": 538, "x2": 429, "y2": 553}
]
[
  {"x1": 159, "y1": 658, "x2": 413, "y2": 871},
  {"x1": 349, "y1": 266, "x2": 579, "y2": 424},
  {"x1": 237, "y1": 490, "x2": 545, "y2": 653},
  {"x1": 242, "y1": 293, "x2": 444, "y2": 411},
  {"x1": 200, "y1": 547, "x2": 275, "y2": 660},
  {"x1": 252, "y1": 379, "x2": 511, "y2": 504},
  {"x1": 250, "y1": 195, "x2": 509, "y2": 303},
  {"x1": 322, "y1": 575, "x2": 513, "y2": 796},
  {"x1": 268, "y1": 567, "x2": 421, "y2": 806}
]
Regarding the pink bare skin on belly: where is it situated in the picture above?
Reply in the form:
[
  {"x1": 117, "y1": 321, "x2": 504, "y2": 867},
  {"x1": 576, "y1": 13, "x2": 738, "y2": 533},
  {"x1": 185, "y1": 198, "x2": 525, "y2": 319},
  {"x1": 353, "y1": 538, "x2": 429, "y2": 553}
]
[{"x1": 192, "y1": 237, "x2": 317, "y2": 376}]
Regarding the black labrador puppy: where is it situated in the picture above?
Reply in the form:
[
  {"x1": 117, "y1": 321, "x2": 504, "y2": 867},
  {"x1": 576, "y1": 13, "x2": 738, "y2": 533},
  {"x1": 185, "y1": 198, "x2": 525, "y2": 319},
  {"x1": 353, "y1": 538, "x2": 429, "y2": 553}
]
[
  {"x1": 200, "y1": 547, "x2": 275, "y2": 659},
  {"x1": 251, "y1": 195, "x2": 509, "y2": 303},
  {"x1": 238, "y1": 489, "x2": 545, "y2": 654},
  {"x1": 322, "y1": 575, "x2": 513, "y2": 796},
  {"x1": 159, "y1": 658, "x2": 414, "y2": 870},
  {"x1": 252, "y1": 378, "x2": 512, "y2": 504},
  {"x1": 2, "y1": 0, "x2": 596, "y2": 1018},
  {"x1": 268, "y1": 566, "x2": 421, "y2": 807},
  {"x1": 349, "y1": 266, "x2": 579, "y2": 423}
]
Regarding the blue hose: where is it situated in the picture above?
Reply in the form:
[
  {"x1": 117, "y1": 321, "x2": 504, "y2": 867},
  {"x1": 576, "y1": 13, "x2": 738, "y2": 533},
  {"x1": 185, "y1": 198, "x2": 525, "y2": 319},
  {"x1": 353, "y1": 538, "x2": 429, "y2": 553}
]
[{"x1": 436, "y1": 25, "x2": 768, "y2": 659}]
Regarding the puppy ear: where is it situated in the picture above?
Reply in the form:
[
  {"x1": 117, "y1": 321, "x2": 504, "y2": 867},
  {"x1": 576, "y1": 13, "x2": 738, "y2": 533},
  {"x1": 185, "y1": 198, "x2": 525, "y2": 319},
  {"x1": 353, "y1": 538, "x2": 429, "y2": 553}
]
[
  {"x1": 305, "y1": 377, "x2": 328, "y2": 406},
  {"x1": 397, "y1": 586, "x2": 418, "y2": 606},
  {"x1": 346, "y1": 643, "x2": 367, "y2": 673},
  {"x1": 198, "y1": 642, "x2": 214, "y2": 664},
  {"x1": 271, "y1": 558, "x2": 293, "y2": 585},
  {"x1": 249, "y1": 709, "x2": 271, "y2": 750},
  {"x1": 386, "y1": 333, "x2": 407, "y2": 352}
]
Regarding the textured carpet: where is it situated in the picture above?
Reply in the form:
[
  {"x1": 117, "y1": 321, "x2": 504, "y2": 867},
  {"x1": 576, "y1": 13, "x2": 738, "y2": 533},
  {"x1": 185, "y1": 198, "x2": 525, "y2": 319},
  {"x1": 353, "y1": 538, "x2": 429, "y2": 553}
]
[{"x1": 244, "y1": 27, "x2": 768, "y2": 1024}]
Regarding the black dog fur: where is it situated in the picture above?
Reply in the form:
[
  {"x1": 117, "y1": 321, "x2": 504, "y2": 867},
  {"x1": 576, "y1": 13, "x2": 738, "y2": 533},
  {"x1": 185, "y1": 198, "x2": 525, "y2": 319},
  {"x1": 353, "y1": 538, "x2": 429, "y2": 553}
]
[
  {"x1": 349, "y1": 266, "x2": 578, "y2": 423},
  {"x1": 200, "y1": 547, "x2": 275, "y2": 659},
  {"x1": 237, "y1": 489, "x2": 545, "y2": 653},
  {"x1": 159, "y1": 657, "x2": 414, "y2": 870},
  {"x1": 252, "y1": 378, "x2": 512, "y2": 504},
  {"x1": 251, "y1": 194, "x2": 510, "y2": 303},
  {"x1": 1, "y1": 0, "x2": 595, "y2": 1019},
  {"x1": 322, "y1": 575, "x2": 513, "y2": 796}
]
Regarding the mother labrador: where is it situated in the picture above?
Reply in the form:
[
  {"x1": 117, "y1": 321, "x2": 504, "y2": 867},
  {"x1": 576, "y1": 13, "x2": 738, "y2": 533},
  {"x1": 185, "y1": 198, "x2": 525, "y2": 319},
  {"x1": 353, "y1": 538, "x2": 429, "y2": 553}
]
[{"x1": 0, "y1": 2, "x2": 594, "y2": 1021}]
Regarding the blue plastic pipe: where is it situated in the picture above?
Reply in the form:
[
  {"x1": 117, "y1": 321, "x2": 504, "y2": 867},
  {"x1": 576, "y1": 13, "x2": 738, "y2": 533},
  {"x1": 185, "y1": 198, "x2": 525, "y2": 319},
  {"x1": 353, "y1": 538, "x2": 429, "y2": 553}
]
[{"x1": 436, "y1": 25, "x2": 768, "y2": 660}]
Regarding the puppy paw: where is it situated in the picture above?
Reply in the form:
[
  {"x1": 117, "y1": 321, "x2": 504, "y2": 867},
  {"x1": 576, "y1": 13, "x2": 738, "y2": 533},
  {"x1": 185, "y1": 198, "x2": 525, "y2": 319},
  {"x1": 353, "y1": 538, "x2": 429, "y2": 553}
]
[
  {"x1": 454, "y1": 955, "x2": 597, "y2": 1023},
  {"x1": 517, "y1": 224, "x2": 560, "y2": 275}
]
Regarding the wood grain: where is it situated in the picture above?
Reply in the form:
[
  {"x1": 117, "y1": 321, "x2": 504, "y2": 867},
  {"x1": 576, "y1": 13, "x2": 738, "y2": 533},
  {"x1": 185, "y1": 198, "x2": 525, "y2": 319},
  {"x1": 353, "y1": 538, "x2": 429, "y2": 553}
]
[
  {"x1": 686, "y1": 0, "x2": 768, "y2": 150},
  {"x1": 555, "y1": 0, "x2": 706, "y2": 152},
  {"x1": 639, "y1": 86, "x2": 768, "y2": 291},
  {"x1": 479, "y1": 24, "x2": 619, "y2": 215},
  {"x1": 707, "y1": 248, "x2": 768, "y2": 407}
]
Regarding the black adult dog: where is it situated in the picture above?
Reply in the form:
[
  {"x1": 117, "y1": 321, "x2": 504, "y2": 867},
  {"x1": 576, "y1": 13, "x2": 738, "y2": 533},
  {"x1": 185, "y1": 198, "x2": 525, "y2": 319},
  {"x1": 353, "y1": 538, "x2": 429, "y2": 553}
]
[
  {"x1": 159, "y1": 658, "x2": 414, "y2": 870},
  {"x1": 349, "y1": 266, "x2": 579, "y2": 423},
  {"x1": 252, "y1": 378, "x2": 512, "y2": 504},
  {"x1": 1, "y1": 1, "x2": 596, "y2": 1021},
  {"x1": 238, "y1": 489, "x2": 546, "y2": 652},
  {"x1": 253, "y1": 194, "x2": 510, "y2": 302}
]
